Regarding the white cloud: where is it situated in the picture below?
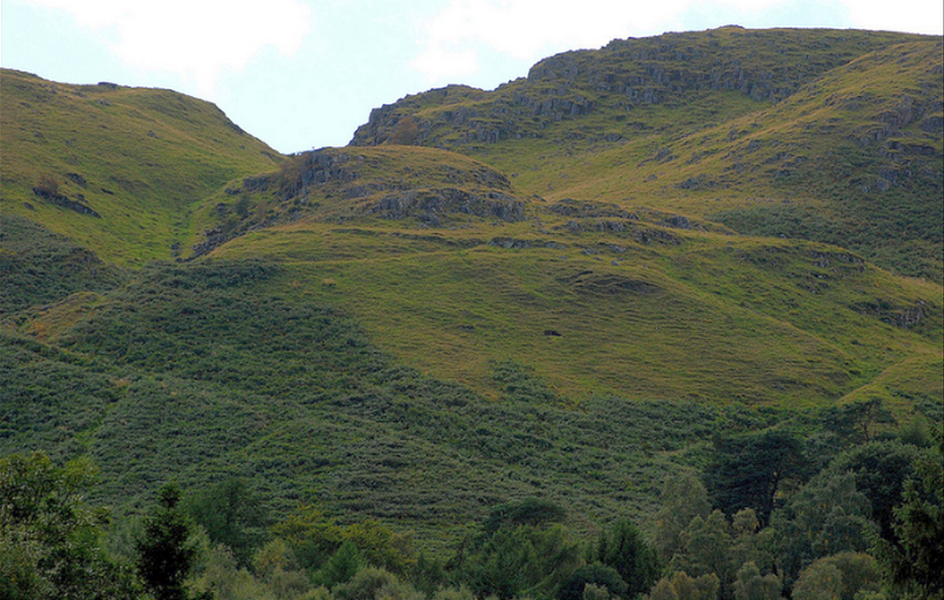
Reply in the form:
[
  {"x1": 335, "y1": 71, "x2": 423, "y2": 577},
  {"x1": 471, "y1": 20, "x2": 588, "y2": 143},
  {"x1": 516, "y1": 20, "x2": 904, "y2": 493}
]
[
  {"x1": 412, "y1": 0, "x2": 943, "y2": 84},
  {"x1": 24, "y1": 0, "x2": 312, "y2": 96},
  {"x1": 844, "y1": 0, "x2": 943, "y2": 35}
]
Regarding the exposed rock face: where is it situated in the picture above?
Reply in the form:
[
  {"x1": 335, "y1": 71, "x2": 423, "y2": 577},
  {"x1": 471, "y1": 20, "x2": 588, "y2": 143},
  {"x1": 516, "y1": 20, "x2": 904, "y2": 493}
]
[
  {"x1": 210, "y1": 147, "x2": 527, "y2": 242},
  {"x1": 367, "y1": 188, "x2": 524, "y2": 223},
  {"x1": 350, "y1": 28, "x2": 929, "y2": 149},
  {"x1": 32, "y1": 187, "x2": 101, "y2": 218},
  {"x1": 549, "y1": 199, "x2": 636, "y2": 219}
]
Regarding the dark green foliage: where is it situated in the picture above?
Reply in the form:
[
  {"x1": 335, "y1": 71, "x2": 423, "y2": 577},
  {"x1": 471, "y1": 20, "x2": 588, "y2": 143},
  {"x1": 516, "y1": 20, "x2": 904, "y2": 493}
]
[
  {"x1": 490, "y1": 360, "x2": 563, "y2": 405},
  {"x1": 706, "y1": 430, "x2": 808, "y2": 526},
  {"x1": 558, "y1": 563, "x2": 628, "y2": 600},
  {"x1": 317, "y1": 540, "x2": 363, "y2": 587},
  {"x1": 135, "y1": 484, "x2": 200, "y2": 600},
  {"x1": 185, "y1": 478, "x2": 268, "y2": 567},
  {"x1": 458, "y1": 523, "x2": 582, "y2": 600},
  {"x1": 874, "y1": 430, "x2": 944, "y2": 599},
  {"x1": 822, "y1": 399, "x2": 897, "y2": 447},
  {"x1": 60, "y1": 260, "x2": 383, "y2": 400},
  {"x1": 2, "y1": 259, "x2": 728, "y2": 547},
  {"x1": 483, "y1": 498, "x2": 568, "y2": 535},
  {"x1": 826, "y1": 441, "x2": 920, "y2": 541},
  {"x1": 711, "y1": 197, "x2": 944, "y2": 282},
  {"x1": 769, "y1": 471, "x2": 875, "y2": 586},
  {"x1": 0, "y1": 215, "x2": 127, "y2": 313},
  {"x1": 0, "y1": 452, "x2": 140, "y2": 600},
  {"x1": 0, "y1": 335, "x2": 119, "y2": 457},
  {"x1": 592, "y1": 520, "x2": 661, "y2": 599}
]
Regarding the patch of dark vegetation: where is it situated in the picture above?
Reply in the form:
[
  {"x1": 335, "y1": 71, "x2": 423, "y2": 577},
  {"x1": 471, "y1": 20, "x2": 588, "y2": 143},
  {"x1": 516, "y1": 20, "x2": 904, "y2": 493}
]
[
  {"x1": 367, "y1": 188, "x2": 524, "y2": 223},
  {"x1": 32, "y1": 176, "x2": 101, "y2": 218},
  {"x1": 559, "y1": 219, "x2": 682, "y2": 245},
  {"x1": 487, "y1": 236, "x2": 565, "y2": 249},
  {"x1": 850, "y1": 298, "x2": 935, "y2": 330},
  {"x1": 559, "y1": 270, "x2": 661, "y2": 296},
  {"x1": 710, "y1": 203, "x2": 943, "y2": 282},
  {"x1": 0, "y1": 215, "x2": 126, "y2": 313},
  {"x1": 549, "y1": 198, "x2": 636, "y2": 219}
]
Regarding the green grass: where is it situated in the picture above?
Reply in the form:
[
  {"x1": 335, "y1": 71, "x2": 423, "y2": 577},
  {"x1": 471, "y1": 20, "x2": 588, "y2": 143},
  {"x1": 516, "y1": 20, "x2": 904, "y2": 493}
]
[
  {"x1": 0, "y1": 259, "x2": 763, "y2": 551},
  {"x1": 1, "y1": 28, "x2": 942, "y2": 556},
  {"x1": 0, "y1": 69, "x2": 284, "y2": 266},
  {"x1": 350, "y1": 30, "x2": 943, "y2": 280},
  {"x1": 208, "y1": 213, "x2": 941, "y2": 411}
]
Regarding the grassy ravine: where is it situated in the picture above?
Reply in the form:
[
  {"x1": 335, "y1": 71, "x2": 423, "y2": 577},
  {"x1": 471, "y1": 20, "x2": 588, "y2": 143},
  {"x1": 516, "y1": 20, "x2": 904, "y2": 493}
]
[
  {"x1": 1, "y1": 27, "x2": 942, "y2": 555},
  {"x1": 351, "y1": 28, "x2": 943, "y2": 280},
  {"x1": 0, "y1": 68, "x2": 283, "y2": 265}
]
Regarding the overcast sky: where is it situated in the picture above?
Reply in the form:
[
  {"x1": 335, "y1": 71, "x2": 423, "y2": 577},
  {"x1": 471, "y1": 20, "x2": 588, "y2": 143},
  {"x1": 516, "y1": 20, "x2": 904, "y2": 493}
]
[{"x1": 2, "y1": 0, "x2": 942, "y2": 153}]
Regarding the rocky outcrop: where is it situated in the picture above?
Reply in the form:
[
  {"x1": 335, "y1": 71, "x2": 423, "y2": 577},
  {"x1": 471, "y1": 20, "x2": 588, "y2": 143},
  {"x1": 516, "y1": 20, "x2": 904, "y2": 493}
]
[
  {"x1": 32, "y1": 187, "x2": 101, "y2": 218},
  {"x1": 350, "y1": 28, "x2": 930, "y2": 150},
  {"x1": 367, "y1": 188, "x2": 524, "y2": 223}
]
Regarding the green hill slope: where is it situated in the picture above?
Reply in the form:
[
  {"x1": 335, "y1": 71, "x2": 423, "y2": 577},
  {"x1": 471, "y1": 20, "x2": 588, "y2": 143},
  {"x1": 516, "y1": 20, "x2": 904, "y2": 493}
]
[
  {"x1": 350, "y1": 28, "x2": 943, "y2": 280},
  {"x1": 0, "y1": 69, "x2": 283, "y2": 265},
  {"x1": 1, "y1": 28, "x2": 942, "y2": 558}
]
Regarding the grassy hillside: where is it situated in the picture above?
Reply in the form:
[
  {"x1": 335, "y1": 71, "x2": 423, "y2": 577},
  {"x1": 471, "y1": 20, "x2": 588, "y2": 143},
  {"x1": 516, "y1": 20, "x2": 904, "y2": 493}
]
[
  {"x1": 0, "y1": 259, "x2": 746, "y2": 549},
  {"x1": 350, "y1": 28, "x2": 943, "y2": 280},
  {"x1": 1, "y1": 27, "x2": 942, "y2": 562},
  {"x1": 0, "y1": 69, "x2": 283, "y2": 265}
]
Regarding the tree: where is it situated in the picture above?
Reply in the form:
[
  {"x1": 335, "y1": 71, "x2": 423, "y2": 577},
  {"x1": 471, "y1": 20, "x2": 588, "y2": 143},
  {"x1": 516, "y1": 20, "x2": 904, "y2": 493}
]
[
  {"x1": 768, "y1": 470, "x2": 876, "y2": 586},
  {"x1": 672, "y1": 510, "x2": 734, "y2": 587},
  {"x1": 652, "y1": 472, "x2": 712, "y2": 563},
  {"x1": 136, "y1": 484, "x2": 205, "y2": 600},
  {"x1": 706, "y1": 430, "x2": 808, "y2": 527},
  {"x1": 0, "y1": 452, "x2": 139, "y2": 600},
  {"x1": 459, "y1": 521, "x2": 582, "y2": 600},
  {"x1": 791, "y1": 560, "x2": 842, "y2": 600},
  {"x1": 333, "y1": 567, "x2": 423, "y2": 600},
  {"x1": 731, "y1": 561, "x2": 783, "y2": 600},
  {"x1": 316, "y1": 540, "x2": 362, "y2": 588},
  {"x1": 593, "y1": 519, "x2": 661, "y2": 599},
  {"x1": 827, "y1": 440, "x2": 920, "y2": 541},
  {"x1": 187, "y1": 478, "x2": 268, "y2": 567},
  {"x1": 559, "y1": 564, "x2": 628, "y2": 600},
  {"x1": 874, "y1": 428, "x2": 944, "y2": 599},
  {"x1": 645, "y1": 572, "x2": 719, "y2": 600},
  {"x1": 822, "y1": 399, "x2": 896, "y2": 446},
  {"x1": 791, "y1": 553, "x2": 880, "y2": 600}
]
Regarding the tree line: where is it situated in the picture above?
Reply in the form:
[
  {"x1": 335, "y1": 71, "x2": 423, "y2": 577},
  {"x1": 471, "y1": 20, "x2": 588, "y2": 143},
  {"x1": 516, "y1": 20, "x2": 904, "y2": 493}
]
[{"x1": 1, "y1": 399, "x2": 941, "y2": 600}]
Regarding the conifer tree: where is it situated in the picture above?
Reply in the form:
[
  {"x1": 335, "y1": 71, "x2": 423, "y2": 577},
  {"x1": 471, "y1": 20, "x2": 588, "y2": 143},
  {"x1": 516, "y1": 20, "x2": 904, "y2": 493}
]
[{"x1": 136, "y1": 484, "x2": 206, "y2": 600}]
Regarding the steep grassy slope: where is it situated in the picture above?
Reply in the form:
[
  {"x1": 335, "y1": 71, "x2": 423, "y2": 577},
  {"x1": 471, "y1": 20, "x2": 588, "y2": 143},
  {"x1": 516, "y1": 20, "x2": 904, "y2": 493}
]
[
  {"x1": 189, "y1": 139, "x2": 942, "y2": 409},
  {"x1": 0, "y1": 69, "x2": 283, "y2": 265},
  {"x1": 0, "y1": 259, "x2": 746, "y2": 549},
  {"x1": 1, "y1": 28, "x2": 942, "y2": 554},
  {"x1": 350, "y1": 28, "x2": 943, "y2": 280},
  {"x1": 184, "y1": 145, "x2": 529, "y2": 258}
]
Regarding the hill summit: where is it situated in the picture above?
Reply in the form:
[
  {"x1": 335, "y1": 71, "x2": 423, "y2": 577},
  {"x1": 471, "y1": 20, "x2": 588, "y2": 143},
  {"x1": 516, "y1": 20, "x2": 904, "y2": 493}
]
[{"x1": 351, "y1": 27, "x2": 943, "y2": 280}]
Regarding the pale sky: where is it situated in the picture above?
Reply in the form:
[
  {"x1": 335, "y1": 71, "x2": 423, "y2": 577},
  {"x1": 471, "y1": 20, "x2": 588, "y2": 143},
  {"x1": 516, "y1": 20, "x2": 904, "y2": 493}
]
[{"x1": 2, "y1": 0, "x2": 942, "y2": 153}]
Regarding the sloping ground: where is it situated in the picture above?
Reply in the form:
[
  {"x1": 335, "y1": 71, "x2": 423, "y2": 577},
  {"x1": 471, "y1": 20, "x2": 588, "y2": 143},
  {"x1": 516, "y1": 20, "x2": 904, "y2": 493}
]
[
  {"x1": 0, "y1": 259, "x2": 739, "y2": 548},
  {"x1": 349, "y1": 29, "x2": 943, "y2": 280},
  {"x1": 1, "y1": 29, "x2": 942, "y2": 551},
  {"x1": 182, "y1": 145, "x2": 532, "y2": 259},
  {"x1": 351, "y1": 27, "x2": 928, "y2": 149},
  {"x1": 209, "y1": 216, "x2": 942, "y2": 409},
  {"x1": 0, "y1": 69, "x2": 283, "y2": 265}
]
